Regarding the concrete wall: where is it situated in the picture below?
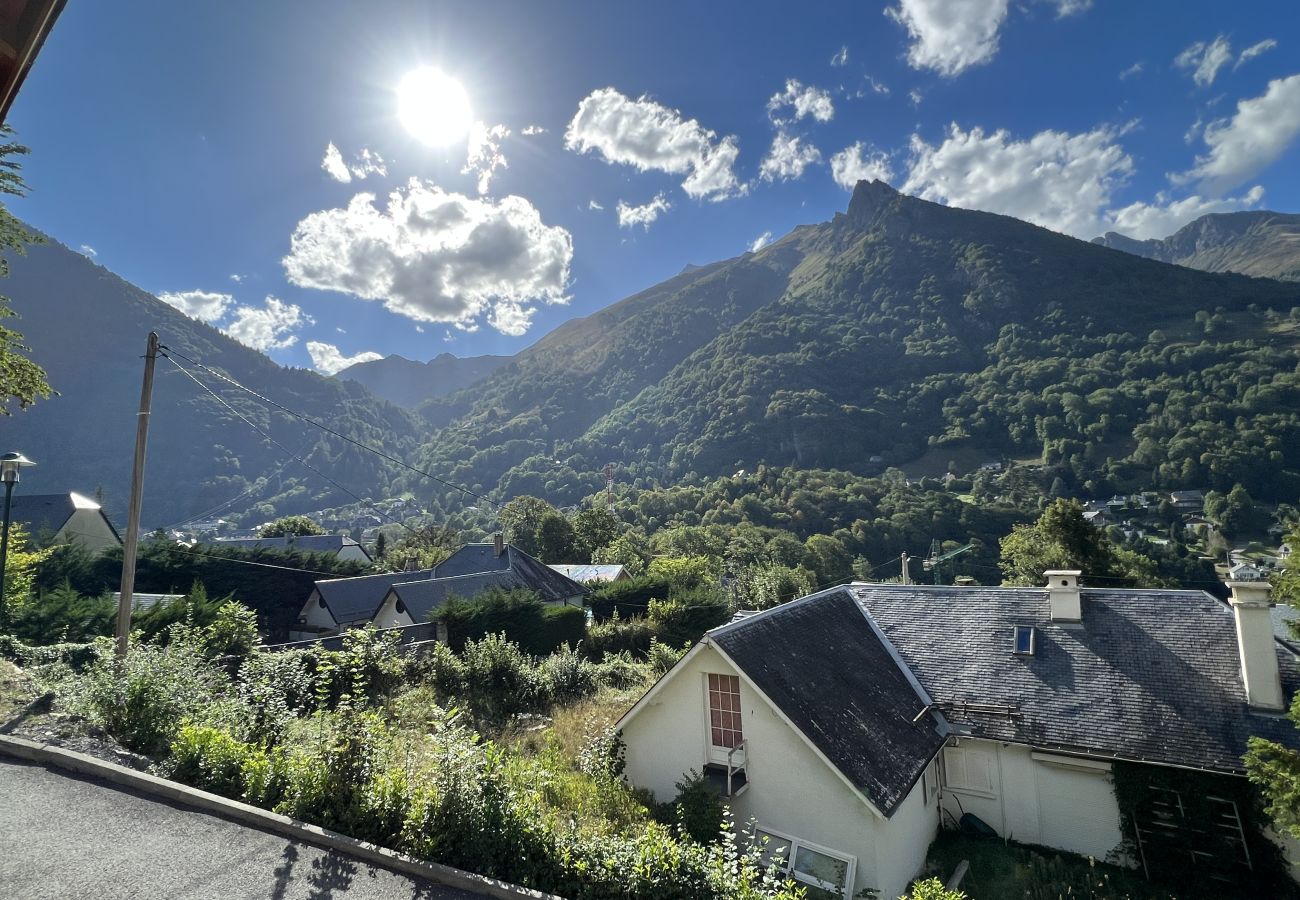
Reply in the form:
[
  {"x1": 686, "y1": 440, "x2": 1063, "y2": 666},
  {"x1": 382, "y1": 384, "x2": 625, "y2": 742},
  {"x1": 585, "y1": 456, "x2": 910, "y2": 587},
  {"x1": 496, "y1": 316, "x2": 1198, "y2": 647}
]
[
  {"x1": 58, "y1": 509, "x2": 120, "y2": 555},
  {"x1": 621, "y1": 641, "x2": 936, "y2": 898},
  {"x1": 939, "y1": 740, "x2": 1124, "y2": 862}
]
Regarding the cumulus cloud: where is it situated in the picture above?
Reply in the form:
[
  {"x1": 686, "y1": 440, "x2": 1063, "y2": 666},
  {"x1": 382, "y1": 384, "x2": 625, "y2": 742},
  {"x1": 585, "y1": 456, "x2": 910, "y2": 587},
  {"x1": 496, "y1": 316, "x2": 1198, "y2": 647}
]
[
  {"x1": 616, "y1": 193, "x2": 672, "y2": 230},
  {"x1": 463, "y1": 122, "x2": 510, "y2": 194},
  {"x1": 1236, "y1": 38, "x2": 1278, "y2": 70},
  {"x1": 830, "y1": 142, "x2": 895, "y2": 189},
  {"x1": 282, "y1": 179, "x2": 572, "y2": 337},
  {"x1": 321, "y1": 142, "x2": 388, "y2": 183},
  {"x1": 767, "y1": 79, "x2": 835, "y2": 124},
  {"x1": 831, "y1": 46, "x2": 849, "y2": 67},
  {"x1": 750, "y1": 231, "x2": 773, "y2": 252},
  {"x1": 1106, "y1": 186, "x2": 1265, "y2": 239},
  {"x1": 521, "y1": 125, "x2": 547, "y2": 135},
  {"x1": 158, "y1": 289, "x2": 235, "y2": 324},
  {"x1": 902, "y1": 123, "x2": 1133, "y2": 237},
  {"x1": 229, "y1": 273, "x2": 244, "y2": 283},
  {"x1": 79, "y1": 244, "x2": 97, "y2": 258},
  {"x1": 223, "y1": 297, "x2": 310, "y2": 351},
  {"x1": 307, "y1": 341, "x2": 384, "y2": 376},
  {"x1": 1119, "y1": 62, "x2": 1143, "y2": 80},
  {"x1": 760, "y1": 132, "x2": 822, "y2": 182},
  {"x1": 886, "y1": 0, "x2": 1010, "y2": 77},
  {"x1": 1175, "y1": 35, "x2": 1232, "y2": 87},
  {"x1": 565, "y1": 88, "x2": 742, "y2": 200},
  {"x1": 909, "y1": 88, "x2": 924, "y2": 106},
  {"x1": 1177, "y1": 74, "x2": 1300, "y2": 195}
]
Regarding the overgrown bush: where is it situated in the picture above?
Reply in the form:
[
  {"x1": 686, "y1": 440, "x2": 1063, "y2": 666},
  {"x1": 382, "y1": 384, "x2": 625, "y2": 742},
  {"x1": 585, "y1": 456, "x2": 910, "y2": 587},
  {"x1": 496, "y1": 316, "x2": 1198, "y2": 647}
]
[
  {"x1": 902, "y1": 879, "x2": 966, "y2": 900},
  {"x1": 440, "y1": 588, "x2": 584, "y2": 655},
  {"x1": 648, "y1": 588, "x2": 731, "y2": 649},
  {"x1": 587, "y1": 575, "x2": 673, "y2": 622},
  {"x1": 648, "y1": 637, "x2": 686, "y2": 676},
  {"x1": 674, "y1": 769, "x2": 725, "y2": 845},
  {"x1": 583, "y1": 612, "x2": 657, "y2": 659}
]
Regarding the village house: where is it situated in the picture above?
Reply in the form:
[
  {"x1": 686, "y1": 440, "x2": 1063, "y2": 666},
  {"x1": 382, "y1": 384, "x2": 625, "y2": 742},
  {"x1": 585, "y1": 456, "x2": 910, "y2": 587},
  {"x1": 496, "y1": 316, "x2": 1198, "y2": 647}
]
[
  {"x1": 213, "y1": 533, "x2": 373, "y2": 564},
  {"x1": 8, "y1": 491, "x2": 121, "y2": 554},
  {"x1": 290, "y1": 566, "x2": 436, "y2": 641},
  {"x1": 1169, "y1": 490, "x2": 1206, "y2": 512},
  {"x1": 616, "y1": 574, "x2": 1300, "y2": 899}
]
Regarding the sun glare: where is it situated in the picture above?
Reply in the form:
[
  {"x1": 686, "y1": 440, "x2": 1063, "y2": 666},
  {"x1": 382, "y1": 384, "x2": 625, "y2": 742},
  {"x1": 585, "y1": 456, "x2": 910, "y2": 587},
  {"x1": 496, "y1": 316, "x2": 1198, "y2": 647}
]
[{"x1": 397, "y1": 67, "x2": 473, "y2": 147}]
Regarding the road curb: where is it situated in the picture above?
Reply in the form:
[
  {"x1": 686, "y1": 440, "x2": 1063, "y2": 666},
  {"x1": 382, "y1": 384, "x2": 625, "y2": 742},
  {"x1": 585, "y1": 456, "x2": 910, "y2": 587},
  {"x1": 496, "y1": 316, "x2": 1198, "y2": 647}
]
[{"x1": 0, "y1": 733, "x2": 562, "y2": 900}]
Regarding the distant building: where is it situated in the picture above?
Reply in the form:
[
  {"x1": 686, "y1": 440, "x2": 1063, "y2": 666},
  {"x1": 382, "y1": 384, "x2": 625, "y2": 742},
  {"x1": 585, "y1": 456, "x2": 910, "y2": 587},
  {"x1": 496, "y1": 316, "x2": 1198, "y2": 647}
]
[
  {"x1": 1082, "y1": 509, "x2": 1109, "y2": 528},
  {"x1": 1169, "y1": 490, "x2": 1205, "y2": 512},
  {"x1": 547, "y1": 563, "x2": 631, "y2": 584},
  {"x1": 213, "y1": 534, "x2": 372, "y2": 564},
  {"x1": 8, "y1": 491, "x2": 121, "y2": 554},
  {"x1": 291, "y1": 566, "x2": 436, "y2": 641},
  {"x1": 1228, "y1": 561, "x2": 1265, "y2": 582}
]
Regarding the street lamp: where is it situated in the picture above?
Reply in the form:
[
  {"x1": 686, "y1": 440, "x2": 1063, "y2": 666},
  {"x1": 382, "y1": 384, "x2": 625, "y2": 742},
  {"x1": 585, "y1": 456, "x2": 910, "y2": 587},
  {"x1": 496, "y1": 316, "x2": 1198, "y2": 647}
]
[{"x1": 0, "y1": 450, "x2": 36, "y2": 626}]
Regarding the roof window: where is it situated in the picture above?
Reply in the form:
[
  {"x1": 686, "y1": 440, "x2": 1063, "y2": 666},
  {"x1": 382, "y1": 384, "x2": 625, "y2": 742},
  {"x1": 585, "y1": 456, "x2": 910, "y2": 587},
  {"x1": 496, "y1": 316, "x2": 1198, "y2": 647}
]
[{"x1": 1013, "y1": 625, "x2": 1036, "y2": 656}]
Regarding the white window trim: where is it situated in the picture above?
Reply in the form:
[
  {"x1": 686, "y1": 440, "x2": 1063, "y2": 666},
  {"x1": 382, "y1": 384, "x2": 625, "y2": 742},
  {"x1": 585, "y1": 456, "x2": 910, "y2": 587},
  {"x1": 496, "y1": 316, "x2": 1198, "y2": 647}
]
[
  {"x1": 754, "y1": 825, "x2": 856, "y2": 900},
  {"x1": 703, "y1": 671, "x2": 744, "y2": 766}
]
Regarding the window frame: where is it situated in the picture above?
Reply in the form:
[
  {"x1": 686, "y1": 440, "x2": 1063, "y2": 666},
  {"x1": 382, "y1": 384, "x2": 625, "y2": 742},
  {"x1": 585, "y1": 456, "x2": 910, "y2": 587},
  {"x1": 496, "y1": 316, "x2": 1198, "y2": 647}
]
[
  {"x1": 941, "y1": 744, "x2": 997, "y2": 798},
  {"x1": 1013, "y1": 624, "x2": 1036, "y2": 656},
  {"x1": 704, "y1": 672, "x2": 744, "y2": 764},
  {"x1": 752, "y1": 826, "x2": 856, "y2": 900}
]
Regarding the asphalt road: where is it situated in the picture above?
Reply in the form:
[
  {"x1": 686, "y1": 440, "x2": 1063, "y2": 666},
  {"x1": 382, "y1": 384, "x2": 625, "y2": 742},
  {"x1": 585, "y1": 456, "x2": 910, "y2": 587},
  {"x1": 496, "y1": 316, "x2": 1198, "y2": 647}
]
[{"x1": 0, "y1": 758, "x2": 490, "y2": 899}]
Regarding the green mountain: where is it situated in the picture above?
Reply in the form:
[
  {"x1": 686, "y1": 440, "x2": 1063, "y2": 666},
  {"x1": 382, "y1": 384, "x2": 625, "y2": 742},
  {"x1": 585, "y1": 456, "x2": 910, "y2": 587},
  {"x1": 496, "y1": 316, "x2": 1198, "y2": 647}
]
[
  {"x1": 1093, "y1": 211, "x2": 1300, "y2": 281},
  {"x1": 408, "y1": 181, "x2": 1300, "y2": 507},
  {"x1": 336, "y1": 352, "x2": 509, "y2": 408},
  {"x1": 1, "y1": 236, "x2": 421, "y2": 528}
]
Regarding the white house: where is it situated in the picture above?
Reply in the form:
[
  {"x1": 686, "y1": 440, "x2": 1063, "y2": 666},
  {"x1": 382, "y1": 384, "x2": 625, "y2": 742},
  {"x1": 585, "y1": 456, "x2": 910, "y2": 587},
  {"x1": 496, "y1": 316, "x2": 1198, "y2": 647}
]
[
  {"x1": 1229, "y1": 561, "x2": 1265, "y2": 581},
  {"x1": 617, "y1": 574, "x2": 1300, "y2": 898},
  {"x1": 290, "y1": 566, "x2": 435, "y2": 641},
  {"x1": 8, "y1": 491, "x2": 121, "y2": 554}
]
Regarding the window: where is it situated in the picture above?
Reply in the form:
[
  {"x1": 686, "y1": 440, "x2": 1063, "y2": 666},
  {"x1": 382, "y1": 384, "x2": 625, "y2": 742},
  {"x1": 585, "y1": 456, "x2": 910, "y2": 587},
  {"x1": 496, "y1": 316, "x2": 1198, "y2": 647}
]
[
  {"x1": 922, "y1": 758, "x2": 939, "y2": 804},
  {"x1": 707, "y1": 673, "x2": 743, "y2": 748},
  {"x1": 754, "y1": 828, "x2": 855, "y2": 900},
  {"x1": 942, "y1": 745, "x2": 995, "y2": 795},
  {"x1": 1013, "y1": 624, "x2": 1036, "y2": 655}
]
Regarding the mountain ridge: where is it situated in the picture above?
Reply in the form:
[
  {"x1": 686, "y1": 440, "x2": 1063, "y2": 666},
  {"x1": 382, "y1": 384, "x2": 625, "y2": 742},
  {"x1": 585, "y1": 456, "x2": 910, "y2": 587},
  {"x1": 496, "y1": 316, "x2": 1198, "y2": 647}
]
[
  {"x1": 336, "y1": 351, "x2": 509, "y2": 408},
  {"x1": 1093, "y1": 210, "x2": 1300, "y2": 281}
]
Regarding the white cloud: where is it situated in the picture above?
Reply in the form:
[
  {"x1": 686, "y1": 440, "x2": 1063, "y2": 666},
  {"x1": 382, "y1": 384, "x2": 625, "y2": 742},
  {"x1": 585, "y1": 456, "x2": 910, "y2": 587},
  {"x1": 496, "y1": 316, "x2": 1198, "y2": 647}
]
[
  {"x1": 588, "y1": 199, "x2": 604, "y2": 211},
  {"x1": 229, "y1": 273, "x2": 244, "y2": 283},
  {"x1": 158, "y1": 289, "x2": 235, "y2": 324},
  {"x1": 565, "y1": 88, "x2": 742, "y2": 200},
  {"x1": 223, "y1": 296, "x2": 310, "y2": 351},
  {"x1": 1235, "y1": 39, "x2": 1278, "y2": 70},
  {"x1": 767, "y1": 79, "x2": 835, "y2": 124},
  {"x1": 760, "y1": 132, "x2": 822, "y2": 182},
  {"x1": 831, "y1": 46, "x2": 849, "y2": 67},
  {"x1": 321, "y1": 142, "x2": 388, "y2": 183},
  {"x1": 1175, "y1": 35, "x2": 1233, "y2": 87},
  {"x1": 1051, "y1": 0, "x2": 1091, "y2": 16},
  {"x1": 1106, "y1": 185, "x2": 1265, "y2": 239},
  {"x1": 886, "y1": 0, "x2": 1010, "y2": 77},
  {"x1": 616, "y1": 193, "x2": 672, "y2": 230},
  {"x1": 865, "y1": 76, "x2": 890, "y2": 96},
  {"x1": 414, "y1": 325, "x2": 424, "y2": 333},
  {"x1": 521, "y1": 125, "x2": 547, "y2": 135},
  {"x1": 282, "y1": 179, "x2": 572, "y2": 337},
  {"x1": 1119, "y1": 62, "x2": 1143, "y2": 80},
  {"x1": 830, "y1": 142, "x2": 895, "y2": 189},
  {"x1": 79, "y1": 244, "x2": 97, "y2": 258},
  {"x1": 307, "y1": 341, "x2": 383, "y2": 376},
  {"x1": 463, "y1": 122, "x2": 510, "y2": 194},
  {"x1": 909, "y1": 88, "x2": 924, "y2": 106},
  {"x1": 750, "y1": 231, "x2": 773, "y2": 252},
  {"x1": 1178, "y1": 74, "x2": 1300, "y2": 195},
  {"x1": 336, "y1": 326, "x2": 346, "y2": 333},
  {"x1": 902, "y1": 123, "x2": 1133, "y2": 237}
]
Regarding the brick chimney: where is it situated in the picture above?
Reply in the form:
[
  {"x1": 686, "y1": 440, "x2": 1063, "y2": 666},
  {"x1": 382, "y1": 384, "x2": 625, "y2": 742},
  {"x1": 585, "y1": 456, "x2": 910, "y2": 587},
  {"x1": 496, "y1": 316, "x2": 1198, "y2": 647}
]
[
  {"x1": 1228, "y1": 580, "x2": 1284, "y2": 711},
  {"x1": 494, "y1": 532, "x2": 504, "y2": 557},
  {"x1": 1045, "y1": 570, "x2": 1082, "y2": 623}
]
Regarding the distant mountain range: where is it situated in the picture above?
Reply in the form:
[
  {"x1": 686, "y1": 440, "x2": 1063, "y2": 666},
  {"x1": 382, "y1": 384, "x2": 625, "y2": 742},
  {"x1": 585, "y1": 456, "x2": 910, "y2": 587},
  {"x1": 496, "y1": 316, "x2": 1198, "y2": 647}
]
[
  {"x1": 335, "y1": 352, "x2": 508, "y2": 409},
  {"x1": 1093, "y1": 211, "x2": 1300, "y2": 280}
]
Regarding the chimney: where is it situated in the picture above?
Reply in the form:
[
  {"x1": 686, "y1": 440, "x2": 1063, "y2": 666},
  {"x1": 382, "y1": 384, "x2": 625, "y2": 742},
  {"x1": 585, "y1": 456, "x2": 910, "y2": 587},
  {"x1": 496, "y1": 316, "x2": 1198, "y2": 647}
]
[
  {"x1": 403, "y1": 556, "x2": 419, "y2": 573},
  {"x1": 1045, "y1": 570, "x2": 1082, "y2": 623},
  {"x1": 494, "y1": 532, "x2": 504, "y2": 557},
  {"x1": 1228, "y1": 580, "x2": 1284, "y2": 711}
]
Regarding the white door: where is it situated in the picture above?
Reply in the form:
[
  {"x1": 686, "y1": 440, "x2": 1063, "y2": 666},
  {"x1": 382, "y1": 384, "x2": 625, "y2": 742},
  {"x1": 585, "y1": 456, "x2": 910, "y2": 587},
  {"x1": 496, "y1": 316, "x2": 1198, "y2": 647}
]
[{"x1": 704, "y1": 672, "x2": 744, "y2": 766}]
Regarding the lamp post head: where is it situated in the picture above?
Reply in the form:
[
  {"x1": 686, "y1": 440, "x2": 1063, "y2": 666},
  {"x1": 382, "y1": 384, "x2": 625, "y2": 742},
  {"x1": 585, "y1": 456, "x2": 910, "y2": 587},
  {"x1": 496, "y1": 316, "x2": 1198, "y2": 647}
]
[{"x1": 1, "y1": 451, "x2": 35, "y2": 484}]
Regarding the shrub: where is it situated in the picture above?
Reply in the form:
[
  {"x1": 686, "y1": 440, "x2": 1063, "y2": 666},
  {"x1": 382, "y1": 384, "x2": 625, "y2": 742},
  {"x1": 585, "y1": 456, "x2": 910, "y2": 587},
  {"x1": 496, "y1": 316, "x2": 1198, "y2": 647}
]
[
  {"x1": 583, "y1": 612, "x2": 657, "y2": 659},
  {"x1": 674, "y1": 769, "x2": 725, "y2": 845},
  {"x1": 237, "y1": 649, "x2": 313, "y2": 743},
  {"x1": 458, "y1": 634, "x2": 545, "y2": 724},
  {"x1": 8, "y1": 584, "x2": 115, "y2": 645},
  {"x1": 587, "y1": 575, "x2": 672, "y2": 622},
  {"x1": 592, "y1": 650, "x2": 651, "y2": 690},
  {"x1": 648, "y1": 588, "x2": 731, "y2": 649},
  {"x1": 647, "y1": 637, "x2": 686, "y2": 677},
  {"x1": 902, "y1": 878, "x2": 967, "y2": 900},
  {"x1": 441, "y1": 588, "x2": 583, "y2": 656},
  {"x1": 537, "y1": 645, "x2": 598, "y2": 706},
  {"x1": 162, "y1": 723, "x2": 264, "y2": 800}
]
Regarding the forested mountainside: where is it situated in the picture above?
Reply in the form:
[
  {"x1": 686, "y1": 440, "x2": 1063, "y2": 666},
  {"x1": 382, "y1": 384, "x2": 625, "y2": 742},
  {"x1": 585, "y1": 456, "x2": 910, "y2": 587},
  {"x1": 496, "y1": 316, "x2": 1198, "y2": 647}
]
[
  {"x1": 1093, "y1": 211, "x2": 1300, "y2": 281},
  {"x1": 335, "y1": 352, "x2": 509, "y2": 408},
  {"x1": 1, "y1": 236, "x2": 419, "y2": 526},
  {"x1": 404, "y1": 181, "x2": 1300, "y2": 513}
]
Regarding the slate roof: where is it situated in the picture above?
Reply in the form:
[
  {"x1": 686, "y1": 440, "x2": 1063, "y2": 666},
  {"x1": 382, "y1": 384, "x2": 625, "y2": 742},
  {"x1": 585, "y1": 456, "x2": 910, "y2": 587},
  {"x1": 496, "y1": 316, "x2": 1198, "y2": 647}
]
[
  {"x1": 215, "y1": 534, "x2": 370, "y2": 559},
  {"x1": 432, "y1": 543, "x2": 588, "y2": 603},
  {"x1": 548, "y1": 563, "x2": 628, "y2": 583},
  {"x1": 8, "y1": 491, "x2": 116, "y2": 540},
  {"x1": 313, "y1": 568, "x2": 435, "y2": 625},
  {"x1": 856, "y1": 584, "x2": 1300, "y2": 775},
  {"x1": 388, "y1": 570, "x2": 528, "y2": 622},
  {"x1": 709, "y1": 588, "x2": 948, "y2": 816}
]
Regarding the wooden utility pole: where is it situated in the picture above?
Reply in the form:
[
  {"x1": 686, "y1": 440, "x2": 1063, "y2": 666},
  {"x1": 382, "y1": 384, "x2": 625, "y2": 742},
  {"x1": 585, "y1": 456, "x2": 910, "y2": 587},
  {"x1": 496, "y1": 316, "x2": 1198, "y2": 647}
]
[{"x1": 115, "y1": 331, "x2": 159, "y2": 660}]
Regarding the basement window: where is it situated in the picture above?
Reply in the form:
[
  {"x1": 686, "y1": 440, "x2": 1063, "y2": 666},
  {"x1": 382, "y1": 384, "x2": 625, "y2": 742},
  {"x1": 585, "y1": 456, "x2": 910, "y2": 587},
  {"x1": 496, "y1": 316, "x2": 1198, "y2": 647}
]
[
  {"x1": 753, "y1": 827, "x2": 856, "y2": 900},
  {"x1": 1013, "y1": 625, "x2": 1036, "y2": 656}
]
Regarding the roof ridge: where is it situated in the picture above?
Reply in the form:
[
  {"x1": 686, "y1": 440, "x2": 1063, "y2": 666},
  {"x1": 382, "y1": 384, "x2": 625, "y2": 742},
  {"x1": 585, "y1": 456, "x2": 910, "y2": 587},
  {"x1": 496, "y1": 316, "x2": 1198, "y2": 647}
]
[{"x1": 707, "y1": 583, "x2": 857, "y2": 638}]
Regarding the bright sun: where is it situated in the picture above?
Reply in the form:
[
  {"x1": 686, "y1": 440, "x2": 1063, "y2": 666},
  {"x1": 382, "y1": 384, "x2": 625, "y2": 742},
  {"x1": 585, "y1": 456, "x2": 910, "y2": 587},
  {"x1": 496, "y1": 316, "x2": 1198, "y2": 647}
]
[{"x1": 397, "y1": 67, "x2": 473, "y2": 147}]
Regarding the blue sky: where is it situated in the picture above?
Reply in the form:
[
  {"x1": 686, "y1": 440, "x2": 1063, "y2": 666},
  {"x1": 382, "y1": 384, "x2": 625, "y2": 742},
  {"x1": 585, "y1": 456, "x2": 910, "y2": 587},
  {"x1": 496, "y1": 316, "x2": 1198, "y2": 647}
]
[{"x1": 8, "y1": 0, "x2": 1300, "y2": 371}]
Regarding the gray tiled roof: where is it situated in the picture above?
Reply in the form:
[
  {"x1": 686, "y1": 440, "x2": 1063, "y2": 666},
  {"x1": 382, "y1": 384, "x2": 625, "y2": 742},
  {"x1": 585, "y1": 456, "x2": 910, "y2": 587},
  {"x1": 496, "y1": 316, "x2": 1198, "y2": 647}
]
[
  {"x1": 709, "y1": 589, "x2": 947, "y2": 816},
  {"x1": 389, "y1": 571, "x2": 528, "y2": 622},
  {"x1": 856, "y1": 584, "x2": 1300, "y2": 774},
  {"x1": 314, "y1": 569, "x2": 435, "y2": 625},
  {"x1": 432, "y1": 544, "x2": 587, "y2": 603}
]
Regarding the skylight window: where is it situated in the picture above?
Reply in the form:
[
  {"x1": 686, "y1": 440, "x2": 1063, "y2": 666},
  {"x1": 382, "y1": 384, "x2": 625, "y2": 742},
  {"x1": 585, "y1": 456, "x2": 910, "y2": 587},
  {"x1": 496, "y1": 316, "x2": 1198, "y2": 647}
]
[{"x1": 1013, "y1": 625, "x2": 1036, "y2": 656}]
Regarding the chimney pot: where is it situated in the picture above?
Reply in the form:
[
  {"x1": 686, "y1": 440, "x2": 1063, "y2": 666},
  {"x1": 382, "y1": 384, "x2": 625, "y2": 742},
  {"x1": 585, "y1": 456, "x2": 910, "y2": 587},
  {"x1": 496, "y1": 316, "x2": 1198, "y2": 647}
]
[
  {"x1": 1228, "y1": 580, "x2": 1284, "y2": 711},
  {"x1": 1045, "y1": 569, "x2": 1082, "y2": 622},
  {"x1": 494, "y1": 532, "x2": 504, "y2": 557}
]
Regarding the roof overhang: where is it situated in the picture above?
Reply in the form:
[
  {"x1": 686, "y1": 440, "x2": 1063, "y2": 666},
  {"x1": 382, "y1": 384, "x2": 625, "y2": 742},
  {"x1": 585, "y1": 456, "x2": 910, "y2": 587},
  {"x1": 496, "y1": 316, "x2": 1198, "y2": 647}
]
[{"x1": 0, "y1": 0, "x2": 66, "y2": 124}]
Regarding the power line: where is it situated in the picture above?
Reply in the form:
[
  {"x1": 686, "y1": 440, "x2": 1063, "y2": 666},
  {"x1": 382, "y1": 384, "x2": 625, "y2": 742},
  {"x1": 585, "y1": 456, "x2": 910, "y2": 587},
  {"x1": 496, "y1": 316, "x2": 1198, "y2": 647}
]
[
  {"x1": 158, "y1": 448, "x2": 306, "y2": 533},
  {"x1": 158, "y1": 345, "x2": 499, "y2": 511}
]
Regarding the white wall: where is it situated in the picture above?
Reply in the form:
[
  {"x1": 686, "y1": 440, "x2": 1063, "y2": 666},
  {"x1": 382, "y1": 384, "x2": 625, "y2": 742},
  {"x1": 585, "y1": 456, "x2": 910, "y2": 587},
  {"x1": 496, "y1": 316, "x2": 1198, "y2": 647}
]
[
  {"x1": 289, "y1": 590, "x2": 339, "y2": 641},
  {"x1": 58, "y1": 509, "x2": 120, "y2": 554},
  {"x1": 939, "y1": 740, "x2": 1125, "y2": 862},
  {"x1": 371, "y1": 592, "x2": 415, "y2": 629},
  {"x1": 620, "y1": 641, "x2": 937, "y2": 897},
  {"x1": 338, "y1": 544, "x2": 371, "y2": 564}
]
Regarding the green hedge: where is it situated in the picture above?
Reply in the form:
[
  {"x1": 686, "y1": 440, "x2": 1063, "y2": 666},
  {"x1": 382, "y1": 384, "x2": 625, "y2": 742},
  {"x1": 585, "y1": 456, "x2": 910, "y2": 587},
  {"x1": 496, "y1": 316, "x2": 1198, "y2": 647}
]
[
  {"x1": 440, "y1": 588, "x2": 586, "y2": 656},
  {"x1": 587, "y1": 575, "x2": 673, "y2": 622}
]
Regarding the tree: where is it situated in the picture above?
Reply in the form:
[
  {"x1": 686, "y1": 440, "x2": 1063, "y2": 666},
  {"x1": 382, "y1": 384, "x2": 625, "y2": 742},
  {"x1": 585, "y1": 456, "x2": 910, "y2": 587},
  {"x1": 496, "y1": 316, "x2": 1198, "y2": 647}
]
[
  {"x1": 999, "y1": 498, "x2": 1154, "y2": 586},
  {"x1": 258, "y1": 515, "x2": 325, "y2": 537},
  {"x1": 534, "y1": 512, "x2": 577, "y2": 563},
  {"x1": 498, "y1": 495, "x2": 556, "y2": 556},
  {"x1": 572, "y1": 507, "x2": 622, "y2": 561},
  {"x1": 0, "y1": 126, "x2": 50, "y2": 415},
  {"x1": 802, "y1": 534, "x2": 853, "y2": 585},
  {"x1": 377, "y1": 523, "x2": 458, "y2": 571},
  {"x1": 1218, "y1": 483, "x2": 1264, "y2": 536}
]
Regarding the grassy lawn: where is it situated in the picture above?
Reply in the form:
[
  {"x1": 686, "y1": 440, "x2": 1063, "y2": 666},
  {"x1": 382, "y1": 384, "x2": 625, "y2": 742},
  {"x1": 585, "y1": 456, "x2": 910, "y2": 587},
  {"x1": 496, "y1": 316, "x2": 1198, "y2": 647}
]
[{"x1": 924, "y1": 832, "x2": 1177, "y2": 900}]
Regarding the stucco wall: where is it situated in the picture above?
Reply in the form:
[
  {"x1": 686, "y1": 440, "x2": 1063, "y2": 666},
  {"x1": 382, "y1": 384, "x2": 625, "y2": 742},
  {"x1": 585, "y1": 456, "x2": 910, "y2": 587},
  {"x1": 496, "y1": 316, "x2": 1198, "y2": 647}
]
[
  {"x1": 621, "y1": 641, "x2": 936, "y2": 897},
  {"x1": 338, "y1": 545, "x2": 371, "y2": 564},
  {"x1": 372, "y1": 593, "x2": 415, "y2": 629},
  {"x1": 59, "y1": 509, "x2": 120, "y2": 554},
  {"x1": 289, "y1": 591, "x2": 339, "y2": 641}
]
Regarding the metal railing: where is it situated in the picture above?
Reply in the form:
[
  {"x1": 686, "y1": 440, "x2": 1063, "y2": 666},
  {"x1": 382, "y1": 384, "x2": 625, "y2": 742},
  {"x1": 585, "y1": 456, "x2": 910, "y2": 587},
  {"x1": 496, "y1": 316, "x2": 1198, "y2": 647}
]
[{"x1": 726, "y1": 739, "x2": 748, "y2": 796}]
